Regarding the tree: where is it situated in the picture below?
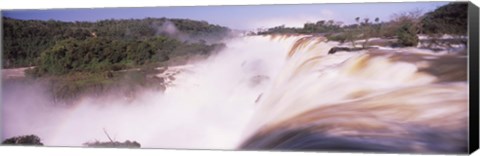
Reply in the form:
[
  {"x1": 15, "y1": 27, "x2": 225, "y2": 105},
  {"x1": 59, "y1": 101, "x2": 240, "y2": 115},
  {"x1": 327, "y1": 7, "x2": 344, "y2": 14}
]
[
  {"x1": 421, "y1": 2, "x2": 468, "y2": 35},
  {"x1": 2, "y1": 135, "x2": 44, "y2": 145},
  {"x1": 344, "y1": 17, "x2": 363, "y2": 48},
  {"x1": 420, "y1": 2, "x2": 468, "y2": 47},
  {"x1": 361, "y1": 18, "x2": 372, "y2": 48},
  {"x1": 390, "y1": 9, "x2": 423, "y2": 47},
  {"x1": 346, "y1": 17, "x2": 375, "y2": 48},
  {"x1": 363, "y1": 18, "x2": 370, "y2": 25},
  {"x1": 396, "y1": 22, "x2": 419, "y2": 47},
  {"x1": 327, "y1": 20, "x2": 335, "y2": 26},
  {"x1": 2, "y1": 17, "x2": 231, "y2": 68},
  {"x1": 83, "y1": 129, "x2": 141, "y2": 148}
]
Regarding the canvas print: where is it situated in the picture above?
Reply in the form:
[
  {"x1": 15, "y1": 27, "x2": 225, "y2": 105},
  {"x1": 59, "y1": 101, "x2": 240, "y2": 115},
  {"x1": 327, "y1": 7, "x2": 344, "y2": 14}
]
[{"x1": 1, "y1": 1, "x2": 472, "y2": 154}]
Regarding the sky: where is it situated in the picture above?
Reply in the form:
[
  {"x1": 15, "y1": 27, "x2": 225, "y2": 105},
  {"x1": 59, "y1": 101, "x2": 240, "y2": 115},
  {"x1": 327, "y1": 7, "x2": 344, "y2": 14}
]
[{"x1": 2, "y1": 2, "x2": 449, "y2": 30}]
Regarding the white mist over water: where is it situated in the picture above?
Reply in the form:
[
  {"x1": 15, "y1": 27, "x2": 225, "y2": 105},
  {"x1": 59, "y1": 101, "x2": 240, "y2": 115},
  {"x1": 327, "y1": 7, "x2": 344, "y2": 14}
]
[
  {"x1": 2, "y1": 35, "x2": 467, "y2": 151},
  {"x1": 2, "y1": 35, "x2": 300, "y2": 149}
]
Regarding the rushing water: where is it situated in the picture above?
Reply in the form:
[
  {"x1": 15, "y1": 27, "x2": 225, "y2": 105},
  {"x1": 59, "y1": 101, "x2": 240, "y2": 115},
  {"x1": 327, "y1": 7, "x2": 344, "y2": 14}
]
[{"x1": 2, "y1": 35, "x2": 468, "y2": 153}]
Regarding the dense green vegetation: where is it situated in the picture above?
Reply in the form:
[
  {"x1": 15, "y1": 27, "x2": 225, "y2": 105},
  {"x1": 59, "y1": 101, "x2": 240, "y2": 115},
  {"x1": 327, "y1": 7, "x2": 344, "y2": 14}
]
[
  {"x1": 395, "y1": 21, "x2": 419, "y2": 47},
  {"x1": 2, "y1": 135, "x2": 44, "y2": 145},
  {"x1": 31, "y1": 36, "x2": 223, "y2": 76},
  {"x1": 257, "y1": 2, "x2": 468, "y2": 47},
  {"x1": 259, "y1": 20, "x2": 343, "y2": 35},
  {"x1": 2, "y1": 17, "x2": 230, "y2": 69},
  {"x1": 421, "y1": 2, "x2": 468, "y2": 35},
  {"x1": 3, "y1": 17, "x2": 230, "y2": 101}
]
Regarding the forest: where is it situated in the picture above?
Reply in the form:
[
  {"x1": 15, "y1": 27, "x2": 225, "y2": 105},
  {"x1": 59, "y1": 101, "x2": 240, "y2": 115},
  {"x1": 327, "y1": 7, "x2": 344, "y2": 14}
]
[
  {"x1": 257, "y1": 2, "x2": 468, "y2": 48},
  {"x1": 2, "y1": 17, "x2": 230, "y2": 69},
  {"x1": 2, "y1": 17, "x2": 231, "y2": 101}
]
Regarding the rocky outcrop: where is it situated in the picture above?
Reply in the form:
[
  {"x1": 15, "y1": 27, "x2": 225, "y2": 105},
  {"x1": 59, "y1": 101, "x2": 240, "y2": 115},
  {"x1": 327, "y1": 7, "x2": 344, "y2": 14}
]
[{"x1": 328, "y1": 47, "x2": 378, "y2": 54}]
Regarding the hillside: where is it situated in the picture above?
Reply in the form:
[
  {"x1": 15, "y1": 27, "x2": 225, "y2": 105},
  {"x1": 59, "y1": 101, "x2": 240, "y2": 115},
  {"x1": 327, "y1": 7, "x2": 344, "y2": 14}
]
[
  {"x1": 2, "y1": 17, "x2": 231, "y2": 103},
  {"x1": 2, "y1": 17, "x2": 231, "y2": 69}
]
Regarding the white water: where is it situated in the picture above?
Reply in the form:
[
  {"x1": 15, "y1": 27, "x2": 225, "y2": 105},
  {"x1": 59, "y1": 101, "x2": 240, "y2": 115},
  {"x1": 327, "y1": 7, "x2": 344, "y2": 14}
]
[
  {"x1": 3, "y1": 36, "x2": 298, "y2": 149},
  {"x1": 2, "y1": 35, "x2": 467, "y2": 150}
]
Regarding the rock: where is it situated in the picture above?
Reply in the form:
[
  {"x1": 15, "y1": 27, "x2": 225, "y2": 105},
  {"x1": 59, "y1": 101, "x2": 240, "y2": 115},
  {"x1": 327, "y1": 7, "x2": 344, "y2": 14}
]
[{"x1": 328, "y1": 47, "x2": 378, "y2": 54}]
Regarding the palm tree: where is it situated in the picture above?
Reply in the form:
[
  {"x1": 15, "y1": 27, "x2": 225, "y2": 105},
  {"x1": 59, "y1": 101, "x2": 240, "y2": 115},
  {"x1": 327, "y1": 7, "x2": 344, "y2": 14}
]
[
  {"x1": 363, "y1": 18, "x2": 370, "y2": 25},
  {"x1": 361, "y1": 18, "x2": 372, "y2": 48},
  {"x1": 350, "y1": 17, "x2": 361, "y2": 48},
  {"x1": 373, "y1": 17, "x2": 381, "y2": 37}
]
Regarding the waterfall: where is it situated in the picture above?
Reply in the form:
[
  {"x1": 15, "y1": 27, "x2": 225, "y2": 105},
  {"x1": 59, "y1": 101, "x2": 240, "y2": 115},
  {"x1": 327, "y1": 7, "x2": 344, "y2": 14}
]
[
  {"x1": 240, "y1": 35, "x2": 467, "y2": 154},
  {"x1": 2, "y1": 35, "x2": 468, "y2": 153}
]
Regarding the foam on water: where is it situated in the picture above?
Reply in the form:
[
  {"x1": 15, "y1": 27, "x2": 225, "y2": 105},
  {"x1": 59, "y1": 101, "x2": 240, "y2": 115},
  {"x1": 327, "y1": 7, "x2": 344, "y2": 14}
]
[{"x1": 2, "y1": 35, "x2": 467, "y2": 152}]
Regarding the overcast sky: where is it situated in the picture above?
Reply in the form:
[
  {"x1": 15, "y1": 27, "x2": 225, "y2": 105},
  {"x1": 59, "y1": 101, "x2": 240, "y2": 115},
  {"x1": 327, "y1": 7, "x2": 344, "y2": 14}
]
[{"x1": 2, "y1": 2, "x2": 448, "y2": 30}]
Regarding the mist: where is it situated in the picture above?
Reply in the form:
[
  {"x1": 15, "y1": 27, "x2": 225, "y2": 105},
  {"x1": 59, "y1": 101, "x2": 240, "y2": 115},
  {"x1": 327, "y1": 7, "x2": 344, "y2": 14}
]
[
  {"x1": 151, "y1": 19, "x2": 236, "y2": 44},
  {"x1": 2, "y1": 35, "x2": 468, "y2": 153},
  {"x1": 2, "y1": 36, "x2": 295, "y2": 149}
]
